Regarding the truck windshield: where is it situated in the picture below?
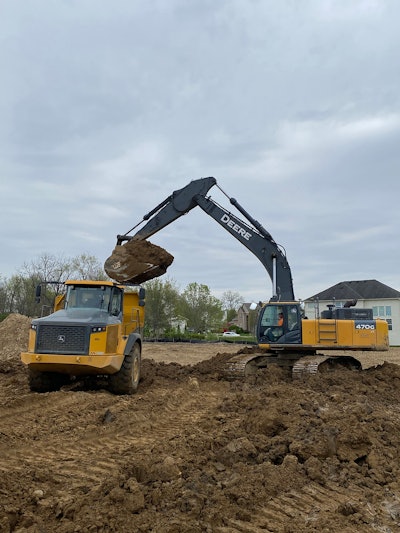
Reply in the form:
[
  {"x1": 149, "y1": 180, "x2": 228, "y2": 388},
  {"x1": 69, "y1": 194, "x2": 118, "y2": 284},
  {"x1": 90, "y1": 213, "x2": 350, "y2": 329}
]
[{"x1": 65, "y1": 285, "x2": 112, "y2": 311}]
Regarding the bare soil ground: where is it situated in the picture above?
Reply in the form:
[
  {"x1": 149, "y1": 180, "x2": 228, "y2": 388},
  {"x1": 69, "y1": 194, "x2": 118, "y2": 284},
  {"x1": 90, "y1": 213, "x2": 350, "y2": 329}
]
[{"x1": 1, "y1": 314, "x2": 400, "y2": 532}]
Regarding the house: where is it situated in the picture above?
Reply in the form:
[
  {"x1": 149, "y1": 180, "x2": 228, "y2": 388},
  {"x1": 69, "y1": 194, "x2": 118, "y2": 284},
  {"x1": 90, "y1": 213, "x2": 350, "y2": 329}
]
[
  {"x1": 169, "y1": 315, "x2": 188, "y2": 333},
  {"x1": 235, "y1": 302, "x2": 261, "y2": 333},
  {"x1": 304, "y1": 280, "x2": 400, "y2": 345}
]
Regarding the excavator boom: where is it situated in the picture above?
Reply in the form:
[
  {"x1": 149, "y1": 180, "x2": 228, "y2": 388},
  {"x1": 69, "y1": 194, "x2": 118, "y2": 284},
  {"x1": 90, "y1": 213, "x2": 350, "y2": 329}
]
[
  {"x1": 106, "y1": 177, "x2": 294, "y2": 300},
  {"x1": 117, "y1": 177, "x2": 217, "y2": 244}
]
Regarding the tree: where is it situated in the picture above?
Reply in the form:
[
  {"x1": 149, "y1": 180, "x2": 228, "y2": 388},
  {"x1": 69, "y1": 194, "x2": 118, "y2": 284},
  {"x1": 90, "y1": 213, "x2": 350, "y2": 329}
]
[
  {"x1": 143, "y1": 278, "x2": 180, "y2": 336},
  {"x1": 19, "y1": 253, "x2": 72, "y2": 284},
  {"x1": 0, "y1": 277, "x2": 8, "y2": 315},
  {"x1": 20, "y1": 252, "x2": 107, "y2": 283},
  {"x1": 178, "y1": 282, "x2": 223, "y2": 332},
  {"x1": 69, "y1": 253, "x2": 108, "y2": 281},
  {"x1": 221, "y1": 290, "x2": 244, "y2": 322},
  {"x1": 247, "y1": 306, "x2": 259, "y2": 335},
  {"x1": 1, "y1": 252, "x2": 108, "y2": 317},
  {"x1": 5, "y1": 274, "x2": 42, "y2": 316}
]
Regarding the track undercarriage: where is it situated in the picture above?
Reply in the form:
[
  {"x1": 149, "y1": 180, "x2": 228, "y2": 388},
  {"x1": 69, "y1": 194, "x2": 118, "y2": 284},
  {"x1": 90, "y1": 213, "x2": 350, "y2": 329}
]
[{"x1": 222, "y1": 350, "x2": 363, "y2": 380}]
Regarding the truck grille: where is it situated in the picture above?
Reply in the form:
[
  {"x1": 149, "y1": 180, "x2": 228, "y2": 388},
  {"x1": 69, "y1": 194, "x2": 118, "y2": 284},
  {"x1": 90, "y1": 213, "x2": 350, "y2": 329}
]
[{"x1": 36, "y1": 325, "x2": 89, "y2": 355}]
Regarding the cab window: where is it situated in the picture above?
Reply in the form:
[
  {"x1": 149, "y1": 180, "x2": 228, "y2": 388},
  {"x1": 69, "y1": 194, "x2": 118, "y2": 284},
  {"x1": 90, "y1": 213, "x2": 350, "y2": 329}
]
[
  {"x1": 111, "y1": 289, "x2": 123, "y2": 316},
  {"x1": 287, "y1": 305, "x2": 300, "y2": 331}
]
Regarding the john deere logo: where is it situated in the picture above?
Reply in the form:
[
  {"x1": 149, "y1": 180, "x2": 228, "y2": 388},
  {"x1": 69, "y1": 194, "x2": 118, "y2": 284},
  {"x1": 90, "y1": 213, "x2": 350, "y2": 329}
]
[{"x1": 58, "y1": 335, "x2": 66, "y2": 343}]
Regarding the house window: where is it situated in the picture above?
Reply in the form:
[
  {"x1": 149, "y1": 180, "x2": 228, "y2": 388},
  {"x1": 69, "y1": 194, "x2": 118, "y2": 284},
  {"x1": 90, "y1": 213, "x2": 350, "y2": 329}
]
[
  {"x1": 372, "y1": 306, "x2": 393, "y2": 331},
  {"x1": 373, "y1": 306, "x2": 392, "y2": 318}
]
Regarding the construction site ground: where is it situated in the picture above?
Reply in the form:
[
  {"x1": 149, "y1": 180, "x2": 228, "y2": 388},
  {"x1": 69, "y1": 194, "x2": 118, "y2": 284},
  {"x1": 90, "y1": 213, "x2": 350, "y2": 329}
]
[{"x1": 1, "y1": 314, "x2": 400, "y2": 533}]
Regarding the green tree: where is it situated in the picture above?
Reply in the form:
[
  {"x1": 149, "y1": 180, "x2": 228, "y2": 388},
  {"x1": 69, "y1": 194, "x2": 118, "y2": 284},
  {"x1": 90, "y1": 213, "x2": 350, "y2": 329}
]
[
  {"x1": 178, "y1": 282, "x2": 223, "y2": 332},
  {"x1": 0, "y1": 277, "x2": 8, "y2": 315},
  {"x1": 5, "y1": 274, "x2": 42, "y2": 316},
  {"x1": 143, "y1": 278, "x2": 180, "y2": 336}
]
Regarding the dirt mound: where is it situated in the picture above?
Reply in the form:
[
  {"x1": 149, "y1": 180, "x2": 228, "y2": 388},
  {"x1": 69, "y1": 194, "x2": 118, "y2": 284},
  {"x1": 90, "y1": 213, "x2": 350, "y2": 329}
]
[
  {"x1": 104, "y1": 239, "x2": 174, "y2": 283},
  {"x1": 1, "y1": 336, "x2": 400, "y2": 532},
  {"x1": 0, "y1": 313, "x2": 30, "y2": 380},
  {"x1": 0, "y1": 313, "x2": 30, "y2": 361},
  {"x1": 0, "y1": 314, "x2": 31, "y2": 360}
]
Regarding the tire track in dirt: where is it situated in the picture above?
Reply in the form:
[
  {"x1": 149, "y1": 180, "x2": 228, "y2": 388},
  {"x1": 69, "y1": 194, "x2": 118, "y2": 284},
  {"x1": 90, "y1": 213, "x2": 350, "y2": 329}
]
[
  {"x1": 218, "y1": 482, "x2": 367, "y2": 532},
  {"x1": 0, "y1": 381, "x2": 221, "y2": 490}
]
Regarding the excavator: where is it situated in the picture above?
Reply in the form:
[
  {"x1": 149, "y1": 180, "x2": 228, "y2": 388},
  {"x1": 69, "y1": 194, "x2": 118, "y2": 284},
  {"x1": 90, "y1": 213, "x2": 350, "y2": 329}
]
[{"x1": 105, "y1": 177, "x2": 389, "y2": 377}]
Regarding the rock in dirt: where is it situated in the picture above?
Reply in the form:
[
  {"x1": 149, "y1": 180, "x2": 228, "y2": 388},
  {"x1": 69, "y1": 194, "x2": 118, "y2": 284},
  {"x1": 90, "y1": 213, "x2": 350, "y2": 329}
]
[{"x1": 104, "y1": 239, "x2": 174, "y2": 284}]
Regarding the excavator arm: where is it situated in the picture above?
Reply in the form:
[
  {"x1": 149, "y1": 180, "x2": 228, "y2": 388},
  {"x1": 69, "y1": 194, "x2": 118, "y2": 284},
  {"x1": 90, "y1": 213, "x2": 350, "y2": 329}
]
[
  {"x1": 109, "y1": 177, "x2": 295, "y2": 301},
  {"x1": 116, "y1": 177, "x2": 218, "y2": 243}
]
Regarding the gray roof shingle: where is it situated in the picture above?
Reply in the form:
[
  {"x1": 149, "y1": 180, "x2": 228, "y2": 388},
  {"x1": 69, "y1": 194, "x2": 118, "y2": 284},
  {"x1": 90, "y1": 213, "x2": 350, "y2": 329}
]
[{"x1": 306, "y1": 280, "x2": 400, "y2": 301}]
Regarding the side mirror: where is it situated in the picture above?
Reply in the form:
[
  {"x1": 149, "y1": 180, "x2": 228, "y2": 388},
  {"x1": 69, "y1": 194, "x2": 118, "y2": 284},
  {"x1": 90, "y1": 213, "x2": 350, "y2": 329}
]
[
  {"x1": 35, "y1": 285, "x2": 42, "y2": 303},
  {"x1": 139, "y1": 287, "x2": 145, "y2": 307}
]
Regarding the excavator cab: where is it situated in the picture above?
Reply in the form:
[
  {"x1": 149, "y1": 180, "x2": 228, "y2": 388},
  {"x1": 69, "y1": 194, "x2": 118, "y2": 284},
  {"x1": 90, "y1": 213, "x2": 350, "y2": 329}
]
[{"x1": 257, "y1": 302, "x2": 302, "y2": 344}]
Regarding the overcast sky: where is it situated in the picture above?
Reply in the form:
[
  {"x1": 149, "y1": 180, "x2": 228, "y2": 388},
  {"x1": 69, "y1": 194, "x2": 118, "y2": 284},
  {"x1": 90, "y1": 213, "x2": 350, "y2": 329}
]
[{"x1": 1, "y1": 0, "x2": 400, "y2": 303}]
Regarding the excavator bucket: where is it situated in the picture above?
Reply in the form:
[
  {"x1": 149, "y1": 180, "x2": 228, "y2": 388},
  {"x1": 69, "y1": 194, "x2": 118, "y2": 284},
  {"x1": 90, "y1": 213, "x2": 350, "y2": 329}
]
[{"x1": 104, "y1": 239, "x2": 174, "y2": 284}]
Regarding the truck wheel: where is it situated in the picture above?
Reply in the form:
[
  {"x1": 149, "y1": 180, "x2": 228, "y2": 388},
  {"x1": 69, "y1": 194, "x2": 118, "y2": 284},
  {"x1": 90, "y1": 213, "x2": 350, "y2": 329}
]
[
  {"x1": 28, "y1": 369, "x2": 68, "y2": 393},
  {"x1": 109, "y1": 342, "x2": 141, "y2": 395}
]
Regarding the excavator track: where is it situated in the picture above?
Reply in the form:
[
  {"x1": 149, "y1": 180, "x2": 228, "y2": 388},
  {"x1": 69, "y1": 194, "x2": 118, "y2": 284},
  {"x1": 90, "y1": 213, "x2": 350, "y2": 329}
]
[
  {"x1": 222, "y1": 353, "x2": 267, "y2": 380},
  {"x1": 292, "y1": 355, "x2": 331, "y2": 377},
  {"x1": 223, "y1": 353, "x2": 363, "y2": 380},
  {"x1": 292, "y1": 354, "x2": 362, "y2": 377},
  {"x1": 221, "y1": 352, "x2": 297, "y2": 380}
]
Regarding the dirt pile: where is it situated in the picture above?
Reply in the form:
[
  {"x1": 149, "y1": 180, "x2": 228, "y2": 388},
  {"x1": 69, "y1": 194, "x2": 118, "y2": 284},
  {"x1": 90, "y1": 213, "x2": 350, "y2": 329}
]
[
  {"x1": 104, "y1": 239, "x2": 174, "y2": 284},
  {"x1": 1, "y1": 316, "x2": 400, "y2": 532},
  {"x1": 0, "y1": 313, "x2": 31, "y2": 374}
]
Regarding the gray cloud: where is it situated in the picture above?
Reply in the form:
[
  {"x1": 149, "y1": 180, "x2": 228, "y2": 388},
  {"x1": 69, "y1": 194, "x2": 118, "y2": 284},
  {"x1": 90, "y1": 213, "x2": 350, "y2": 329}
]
[{"x1": 1, "y1": 0, "x2": 400, "y2": 302}]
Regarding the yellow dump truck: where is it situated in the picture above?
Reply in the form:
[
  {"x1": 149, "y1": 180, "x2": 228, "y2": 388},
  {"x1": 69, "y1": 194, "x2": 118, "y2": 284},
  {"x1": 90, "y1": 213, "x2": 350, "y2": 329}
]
[{"x1": 21, "y1": 280, "x2": 145, "y2": 394}]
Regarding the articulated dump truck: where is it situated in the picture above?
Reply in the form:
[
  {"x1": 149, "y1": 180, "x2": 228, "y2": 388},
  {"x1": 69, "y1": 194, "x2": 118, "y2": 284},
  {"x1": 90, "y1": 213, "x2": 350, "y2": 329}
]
[{"x1": 21, "y1": 280, "x2": 145, "y2": 394}]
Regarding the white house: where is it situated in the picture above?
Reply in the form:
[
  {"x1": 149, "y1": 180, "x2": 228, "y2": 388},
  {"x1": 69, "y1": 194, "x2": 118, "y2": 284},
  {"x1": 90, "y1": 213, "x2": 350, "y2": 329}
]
[
  {"x1": 170, "y1": 315, "x2": 188, "y2": 333},
  {"x1": 304, "y1": 279, "x2": 400, "y2": 346}
]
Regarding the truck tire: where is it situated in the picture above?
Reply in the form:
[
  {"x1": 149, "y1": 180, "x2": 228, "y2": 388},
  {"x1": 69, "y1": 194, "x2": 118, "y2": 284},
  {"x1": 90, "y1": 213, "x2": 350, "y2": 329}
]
[
  {"x1": 28, "y1": 369, "x2": 69, "y2": 393},
  {"x1": 109, "y1": 342, "x2": 141, "y2": 395}
]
